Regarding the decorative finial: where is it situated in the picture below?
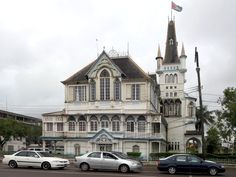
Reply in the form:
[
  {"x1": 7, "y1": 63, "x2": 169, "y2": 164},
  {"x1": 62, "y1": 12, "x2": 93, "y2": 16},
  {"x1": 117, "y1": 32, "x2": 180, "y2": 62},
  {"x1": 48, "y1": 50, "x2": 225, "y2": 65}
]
[
  {"x1": 156, "y1": 44, "x2": 163, "y2": 60},
  {"x1": 180, "y1": 43, "x2": 187, "y2": 57}
]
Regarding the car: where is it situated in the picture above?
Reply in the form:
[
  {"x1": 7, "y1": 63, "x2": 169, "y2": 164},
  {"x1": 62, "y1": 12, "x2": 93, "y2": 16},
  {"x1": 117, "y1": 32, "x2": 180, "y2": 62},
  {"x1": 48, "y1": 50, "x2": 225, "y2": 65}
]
[
  {"x1": 75, "y1": 151, "x2": 143, "y2": 173},
  {"x1": 157, "y1": 154, "x2": 225, "y2": 176},
  {"x1": 2, "y1": 150, "x2": 70, "y2": 170}
]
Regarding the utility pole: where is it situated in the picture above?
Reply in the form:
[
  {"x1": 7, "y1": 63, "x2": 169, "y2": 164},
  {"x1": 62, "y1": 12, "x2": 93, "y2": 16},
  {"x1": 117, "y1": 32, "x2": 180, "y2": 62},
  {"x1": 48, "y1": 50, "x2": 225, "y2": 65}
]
[{"x1": 195, "y1": 47, "x2": 205, "y2": 159}]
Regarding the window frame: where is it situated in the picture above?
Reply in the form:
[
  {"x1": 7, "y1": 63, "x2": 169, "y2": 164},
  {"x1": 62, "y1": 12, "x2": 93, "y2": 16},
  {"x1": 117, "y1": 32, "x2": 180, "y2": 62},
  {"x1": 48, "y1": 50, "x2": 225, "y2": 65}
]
[
  {"x1": 68, "y1": 121, "x2": 76, "y2": 131},
  {"x1": 75, "y1": 85, "x2": 87, "y2": 102},
  {"x1": 131, "y1": 84, "x2": 140, "y2": 101},
  {"x1": 100, "y1": 70, "x2": 110, "y2": 101}
]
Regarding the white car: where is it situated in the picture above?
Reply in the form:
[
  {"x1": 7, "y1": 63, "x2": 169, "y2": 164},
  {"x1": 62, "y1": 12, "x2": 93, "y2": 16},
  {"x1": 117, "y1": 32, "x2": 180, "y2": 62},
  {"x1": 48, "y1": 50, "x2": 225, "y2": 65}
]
[{"x1": 2, "y1": 150, "x2": 70, "y2": 170}]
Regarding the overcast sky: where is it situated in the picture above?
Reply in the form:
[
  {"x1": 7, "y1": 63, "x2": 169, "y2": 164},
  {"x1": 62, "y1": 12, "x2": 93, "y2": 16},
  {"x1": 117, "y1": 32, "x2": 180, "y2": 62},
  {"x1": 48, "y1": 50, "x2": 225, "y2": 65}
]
[{"x1": 0, "y1": 0, "x2": 235, "y2": 118}]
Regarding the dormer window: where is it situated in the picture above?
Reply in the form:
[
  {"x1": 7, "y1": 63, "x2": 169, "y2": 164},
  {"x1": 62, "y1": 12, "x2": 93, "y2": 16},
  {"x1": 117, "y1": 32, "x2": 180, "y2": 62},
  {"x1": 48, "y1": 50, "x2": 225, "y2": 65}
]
[
  {"x1": 100, "y1": 69, "x2": 110, "y2": 100},
  {"x1": 114, "y1": 79, "x2": 121, "y2": 100},
  {"x1": 169, "y1": 38, "x2": 174, "y2": 45},
  {"x1": 75, "y1": 85, "x2": 87, "y2": 101},
  {"x1": 90, "y1": 80, "x2": 96, "y2": 101}
]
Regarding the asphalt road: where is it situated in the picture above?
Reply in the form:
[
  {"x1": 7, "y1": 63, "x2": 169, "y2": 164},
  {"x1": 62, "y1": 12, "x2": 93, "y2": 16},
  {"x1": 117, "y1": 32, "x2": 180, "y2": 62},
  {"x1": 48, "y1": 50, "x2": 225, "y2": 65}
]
[{"x1": 0, "y1": 163, "x2": 234, "y2": 177}]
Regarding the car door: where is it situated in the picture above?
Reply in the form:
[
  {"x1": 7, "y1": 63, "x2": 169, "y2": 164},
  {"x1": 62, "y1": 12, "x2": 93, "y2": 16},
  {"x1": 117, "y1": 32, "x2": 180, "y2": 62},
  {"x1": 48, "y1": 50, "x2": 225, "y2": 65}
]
[
  {"x1": 101, "y1": 152, "x2": 119, "y2": 170},
  {"x1": 175, "y1": 155, "x2": 190, "y2": 173},
  {"x1": 26, "y1": 151, "x2": 41, "y2": 168},
  {"x1": 188, "y1": 155, "x2": 207, "y2": 173},
  {"x1": 13, "y1": 151, "x2": 28, "y2": 167},
  {"x1": 86, "y1": 152, "x2": 102, "y2": 169}
]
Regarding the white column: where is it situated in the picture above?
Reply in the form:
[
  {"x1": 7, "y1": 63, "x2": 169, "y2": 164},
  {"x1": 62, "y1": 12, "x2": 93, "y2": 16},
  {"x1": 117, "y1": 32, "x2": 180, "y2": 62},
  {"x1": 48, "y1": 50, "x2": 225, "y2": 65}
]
[
  {"x1": 146, "y1": 141, "x2": 149, "y2": 161},
  {"x1": 42, "y1": 140, "x2": 46, "y2": 151}
]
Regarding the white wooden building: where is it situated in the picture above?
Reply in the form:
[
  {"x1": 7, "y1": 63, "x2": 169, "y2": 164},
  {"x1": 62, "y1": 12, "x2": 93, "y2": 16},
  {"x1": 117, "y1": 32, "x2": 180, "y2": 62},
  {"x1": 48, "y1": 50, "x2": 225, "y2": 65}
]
[{"x1": 42, "y1": 51, "x2": 166, "y2": 160}]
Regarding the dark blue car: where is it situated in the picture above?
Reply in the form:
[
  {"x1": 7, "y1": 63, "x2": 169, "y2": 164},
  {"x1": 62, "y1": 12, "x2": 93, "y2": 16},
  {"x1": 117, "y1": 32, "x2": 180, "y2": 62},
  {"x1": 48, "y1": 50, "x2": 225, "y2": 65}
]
[{"x1": 157, "y1": 154, "x2": 225, "y2": 176}]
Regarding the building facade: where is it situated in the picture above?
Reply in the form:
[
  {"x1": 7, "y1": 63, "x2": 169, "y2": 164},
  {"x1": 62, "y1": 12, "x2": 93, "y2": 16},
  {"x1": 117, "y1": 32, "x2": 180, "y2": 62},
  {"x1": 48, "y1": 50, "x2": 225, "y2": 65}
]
[
  {"x1": 42, "y1": 19, "x2": 201, "y2": 158},
  {"x1": 156, "y1": 20, "x2": 202, "y2": 153},
  {"x1": 0, "y1": 109, "x2": 41, "y2": 152},
  {"x1": 42, "y1": 51, "x2": 167, "y2": 160}
]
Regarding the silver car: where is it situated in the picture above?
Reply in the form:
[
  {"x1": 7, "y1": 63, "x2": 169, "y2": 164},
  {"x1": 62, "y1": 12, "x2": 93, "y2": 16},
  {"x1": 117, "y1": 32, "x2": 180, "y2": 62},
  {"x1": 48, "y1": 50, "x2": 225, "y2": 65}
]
[{"x1": 75, "y1": 151, "x2": 143, "y2": 173}]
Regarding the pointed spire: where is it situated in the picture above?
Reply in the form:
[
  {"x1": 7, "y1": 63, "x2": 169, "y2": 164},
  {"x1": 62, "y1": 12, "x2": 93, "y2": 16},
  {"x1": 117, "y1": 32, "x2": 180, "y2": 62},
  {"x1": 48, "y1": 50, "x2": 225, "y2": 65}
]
[
  {"x1": 156, "y1": 44, "x2": 163, "y2": 60},
  {"x1": 180, "y1": 43, "x2": 187, "y2": 57},
  {"x1": 163, "y1": 20, "x2": 179, "y2": 64}
]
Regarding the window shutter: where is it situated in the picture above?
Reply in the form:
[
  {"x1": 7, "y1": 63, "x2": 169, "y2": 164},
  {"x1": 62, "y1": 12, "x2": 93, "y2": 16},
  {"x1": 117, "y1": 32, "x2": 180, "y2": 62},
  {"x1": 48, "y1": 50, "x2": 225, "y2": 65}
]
[
  {"x1": 140, "y1": 84, "x2": 146, "y2": 100},
  {"x1": 126, "y1": 84, "x2": 131, "y2": 100},
  {"x1": 68, "y1": 86, "x2": 75, "y2": 102}
]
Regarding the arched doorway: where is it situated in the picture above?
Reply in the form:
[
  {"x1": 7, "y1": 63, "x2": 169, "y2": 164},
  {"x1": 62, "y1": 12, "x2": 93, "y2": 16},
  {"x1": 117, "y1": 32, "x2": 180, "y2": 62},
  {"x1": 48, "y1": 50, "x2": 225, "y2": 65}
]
[
  {"x1": 186, "y1": 137, "x2": 201, "y2": 153},
  {"x1": 74, "y1": 144, "x2": 80, "y2": 156}
]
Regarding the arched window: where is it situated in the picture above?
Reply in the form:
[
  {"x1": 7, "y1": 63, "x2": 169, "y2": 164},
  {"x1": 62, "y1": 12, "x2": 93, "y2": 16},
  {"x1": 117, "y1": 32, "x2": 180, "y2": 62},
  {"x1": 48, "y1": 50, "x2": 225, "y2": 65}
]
[
  {"x1": 100, "y1": 69, "x2": 110, "y2": 100},
  {"x1": 164, "y1": 102, "x2": 169, "y2": 116},
  {"x1": 101, "y1": 115, "x2": 109, "y2": 129},
  {"x1": 174, "y1": 74, "x2": 178, "y2": 84},
  {"x1": 169, "y1": 102, "x2": 175, "y2": 116},
  {"x1": 165, "y1": 74, "x2": 169, "y2": 83},
  {"x1": 126, "y1": 116, "x2": 135, "y2": 132},
  {"x1": 78, "y1": 116, "x2": 86, "y2": 131},
  {"x1": 137, "y1": 116, "x2": 146, "y2": 132},
  {"x1": 90, "y1": 116, "x2": 98, "y2": 131},
  {"x1": 69, "y1": 121, "x2": 75, "y2": 131},
  {"x1": 90, "y1": 80, "x2": 96, "y2": 101},
  {"x1": 112, "y1": 116, "x2": 120, "y2": 131},
  {"x1": 188, "y1": 102, "x2": 194, "y2": 117},
  {"x1": 132, "y1": 145, "x2": 140, "y2": 152},
  {"x1": 114, "y1": 79, "x2": 121, "y2": 100},
  {"x1": 175, "y1": 100, "x2": 182, "y2": 116},
  {"x1": 170, "y1": 74, "x2": 174, "y2": 83}
]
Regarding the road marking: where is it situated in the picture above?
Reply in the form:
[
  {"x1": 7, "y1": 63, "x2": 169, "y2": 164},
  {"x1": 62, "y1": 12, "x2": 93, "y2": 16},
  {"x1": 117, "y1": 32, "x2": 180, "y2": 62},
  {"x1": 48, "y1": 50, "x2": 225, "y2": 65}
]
[{"x1": 0, "y1": 168, "x2": 158, "y2": 177}]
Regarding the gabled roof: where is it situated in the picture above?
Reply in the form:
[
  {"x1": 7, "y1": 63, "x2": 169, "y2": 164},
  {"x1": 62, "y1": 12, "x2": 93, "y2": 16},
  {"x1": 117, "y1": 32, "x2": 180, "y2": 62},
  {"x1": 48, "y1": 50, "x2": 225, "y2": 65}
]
[
  {"x1": 61, "y1": 60, "x2": 96, "y2": 85},
  {"x1": 62, "y1": 52, "x2": 150, "y2": 85},
  {"x1": 163, "y1": 20, "x2": 180, "y2": 64},
  {"x1": 112, "y1": 57, "x2": 149, "y2": 80}
]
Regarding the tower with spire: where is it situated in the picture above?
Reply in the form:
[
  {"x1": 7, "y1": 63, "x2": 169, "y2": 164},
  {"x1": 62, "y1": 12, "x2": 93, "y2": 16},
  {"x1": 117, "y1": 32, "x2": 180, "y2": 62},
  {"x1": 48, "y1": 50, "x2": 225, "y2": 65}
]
[{"x1": 156, "y1": 20, "x2": 202, "y2": 153}]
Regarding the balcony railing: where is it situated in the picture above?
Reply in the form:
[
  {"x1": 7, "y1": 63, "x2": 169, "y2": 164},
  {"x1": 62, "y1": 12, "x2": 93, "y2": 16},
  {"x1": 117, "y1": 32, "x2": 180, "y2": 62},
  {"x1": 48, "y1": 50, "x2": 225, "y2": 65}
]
[{"x1": 43, "y1": 131, "x2": 165, "y2": 140}]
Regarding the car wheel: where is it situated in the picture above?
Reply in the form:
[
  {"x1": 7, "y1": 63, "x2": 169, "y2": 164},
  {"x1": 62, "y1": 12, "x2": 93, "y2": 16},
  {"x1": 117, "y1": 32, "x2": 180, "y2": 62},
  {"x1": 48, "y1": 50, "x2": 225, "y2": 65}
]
[
  {"x1": 209, "y1": 167, "x2": 218, "y2": 176},
  {"x1": 80, "y1": 163, "x2": 89, "y2": 171},
  {"x1": 42, "y1": 162, "x2": 51, "y2": 170},
  {"x1": 119, "y1": 164, "x2": 129, "y2": 173},
  {"x1": 9, "y1": 160, "x2": 17, "y2": 168},
  {"x1": 168, "y1": 166, "x2": 176, "y2": 175}
]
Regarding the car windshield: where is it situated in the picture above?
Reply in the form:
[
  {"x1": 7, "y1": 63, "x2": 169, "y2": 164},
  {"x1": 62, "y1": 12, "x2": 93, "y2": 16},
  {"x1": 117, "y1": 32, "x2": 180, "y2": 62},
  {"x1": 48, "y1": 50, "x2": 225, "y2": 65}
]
[
  {"x1": 112, "y1": 152, "x2": 129, "y2": 159},
  {"x1": 37, "y1": 151, "x2": 54, "y2": 157}
]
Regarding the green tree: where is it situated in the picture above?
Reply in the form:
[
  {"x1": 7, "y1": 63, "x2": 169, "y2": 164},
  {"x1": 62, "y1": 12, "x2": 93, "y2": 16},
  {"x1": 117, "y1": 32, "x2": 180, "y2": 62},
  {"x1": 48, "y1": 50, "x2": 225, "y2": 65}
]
[
  {"x1": 0, "y1": 119, "x2": 29, "y2": 151},
  {"x1": 206, "y1": 127, "x2": 221, "y2": 153},
  {"x1": 195, "y1": 105, "x2": 215, "y2": 131},
  {"x1": 217, "y1": 87, "x2": 236, "y2": 152},
  {"x1": 25, "y1": 125, "x2": 42, "y2": 145}
]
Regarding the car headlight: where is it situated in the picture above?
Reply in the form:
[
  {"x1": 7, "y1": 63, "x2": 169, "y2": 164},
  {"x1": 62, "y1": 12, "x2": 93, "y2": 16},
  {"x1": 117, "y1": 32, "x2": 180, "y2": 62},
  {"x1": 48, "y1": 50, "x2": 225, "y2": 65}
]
[
  {"x1": 52, "y1": 160, "x2": 61, "y2": 163},
  {"x1": 221, "y1": 165, "x2": 224, "y2": 168},
  {"x1": 131, "y1": 162, "x2": 139, "y2": 166}
]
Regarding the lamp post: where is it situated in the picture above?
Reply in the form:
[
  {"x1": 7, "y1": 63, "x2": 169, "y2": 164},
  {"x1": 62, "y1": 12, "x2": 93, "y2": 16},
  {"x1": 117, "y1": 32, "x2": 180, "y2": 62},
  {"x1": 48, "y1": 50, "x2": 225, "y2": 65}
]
[{"x1": 195, "y1": 47, "x2": 205, "y2": 159}]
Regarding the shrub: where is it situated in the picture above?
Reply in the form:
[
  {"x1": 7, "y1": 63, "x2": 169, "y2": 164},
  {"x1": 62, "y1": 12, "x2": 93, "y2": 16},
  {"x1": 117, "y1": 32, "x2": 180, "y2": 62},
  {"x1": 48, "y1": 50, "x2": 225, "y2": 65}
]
[{"x1": 127, "y1": 152, "x2": 141, "y2": 159}]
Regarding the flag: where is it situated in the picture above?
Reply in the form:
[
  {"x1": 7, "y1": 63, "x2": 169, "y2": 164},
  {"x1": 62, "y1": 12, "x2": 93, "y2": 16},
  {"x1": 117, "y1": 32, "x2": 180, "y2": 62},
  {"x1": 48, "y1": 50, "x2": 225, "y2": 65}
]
[{"x1": 172, "y1": 1, "x2": 182, "y2": 12}]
